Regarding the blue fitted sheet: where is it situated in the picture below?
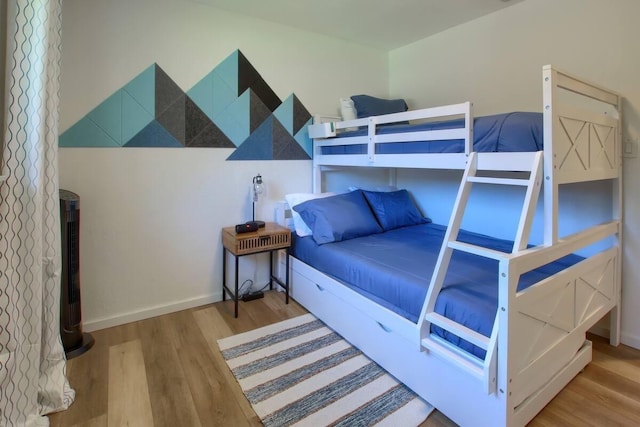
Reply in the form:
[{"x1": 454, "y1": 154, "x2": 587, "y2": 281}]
[
  {"x1": 321, "y1": 112, "x2": 543, "y2": 154},
  {"x1": 291, "y1": 223, "x2": 582, "y2": 358}
]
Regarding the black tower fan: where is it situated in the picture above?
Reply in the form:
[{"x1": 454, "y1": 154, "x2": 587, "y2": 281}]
[{"x1": 59, "y1": 189, "x2": 94, "y2": 359}]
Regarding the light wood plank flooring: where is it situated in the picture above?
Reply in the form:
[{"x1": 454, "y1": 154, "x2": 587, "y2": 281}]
[{"x1": 48, "y1": 291, "x2": 640, "y2": 426}]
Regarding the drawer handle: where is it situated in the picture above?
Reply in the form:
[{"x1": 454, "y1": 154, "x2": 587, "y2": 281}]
[
  {"x1": 315, "y1": 284, "x2": 325, "y2": 292},
  {"x1": 377, "y1": 322, "x2": 392, "y2": 333}
]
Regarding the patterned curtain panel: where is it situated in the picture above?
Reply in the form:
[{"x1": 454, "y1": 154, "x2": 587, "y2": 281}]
[{"x1": 0, "y1": 0, "x2": 75, "y2": 425}]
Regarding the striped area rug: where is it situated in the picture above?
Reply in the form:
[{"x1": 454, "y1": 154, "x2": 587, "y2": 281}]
[{"x1": 217, "y1": 313, "x2": 433, "y2": 426}]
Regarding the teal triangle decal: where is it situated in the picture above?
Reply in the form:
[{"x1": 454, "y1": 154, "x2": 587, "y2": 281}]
[
  {"x1": 123, "y1": 64, "x2": 156, "y2": 117},
  {"x1": 216, "y1": 50, "x2": 239, "y2": 97},
  {"x1": 274, "y1": 95, "x2": 294, "y2": 134}
]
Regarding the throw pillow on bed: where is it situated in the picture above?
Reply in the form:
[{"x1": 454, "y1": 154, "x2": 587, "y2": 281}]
[
  {"x1": 293, "y1": 190, "x2": 382, "y2": 245},
  {"x1": 350, "y1": 95, "x2": 408, "y2": 118},
  {"x1": 363, "y1": 189, "x2": 430, "y2": 231}
]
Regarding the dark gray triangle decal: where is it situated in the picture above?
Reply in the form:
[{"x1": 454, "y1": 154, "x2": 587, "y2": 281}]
[
  {"x1": 292, "y1": 95, "x2": 311, "y2": 135},
  {"x1": 155, "y1": 64, "x2": 185, "y2": 118},
  {"x1": 238, "y1": 50, "x2": 281, "y2": 112},
  {"x1": 156, "y1": 94, "x2": 186, "y2": 145}
]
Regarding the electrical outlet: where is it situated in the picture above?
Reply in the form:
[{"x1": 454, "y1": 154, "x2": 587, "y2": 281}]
[{"x1": 623, "y1": 138, "x2": 638, "y2": 158}]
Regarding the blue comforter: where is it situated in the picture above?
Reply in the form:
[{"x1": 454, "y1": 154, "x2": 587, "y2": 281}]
[{"x1": 321, "y1": 112, "x2": 543, "y2": 154}]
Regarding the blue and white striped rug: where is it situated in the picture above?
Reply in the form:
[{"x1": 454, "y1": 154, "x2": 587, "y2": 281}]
[{"x1": 217, "y1": 313, "x2": 433, "y2": 426}]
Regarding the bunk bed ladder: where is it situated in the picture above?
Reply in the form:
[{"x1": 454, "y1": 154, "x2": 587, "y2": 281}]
[{"x1": 420, "y1": 151, "x2": 544, "y2": 393}]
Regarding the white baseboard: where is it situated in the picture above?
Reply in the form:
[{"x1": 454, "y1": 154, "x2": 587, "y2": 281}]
[
  {"x1": 82, "y1": 291, "x2": 640, "y2": 351},
  {"x1": 83, "y1": 292, "x2": 223, "y2": 332},
  {"x1": 589, "y1": 324, "x2": 640, "y2": 350},
  {"x1": 621, "y1": 331, "x2": 640, "y2": 350}
]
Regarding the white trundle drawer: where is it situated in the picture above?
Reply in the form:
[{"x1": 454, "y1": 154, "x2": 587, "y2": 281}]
[
  {"x1": 288, "y1": 257, "x2": 434, "y2": 395},
  {"x1": 288, "y1": 259, "x2": 349, "y2": 323}
]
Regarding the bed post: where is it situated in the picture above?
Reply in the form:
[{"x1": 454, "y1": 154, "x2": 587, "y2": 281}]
[
  {"x1": 497, "y1": 258, "x2": 516, "y2": 426},
  {"x1": 542, "y1": 65, "x2": 623, "y2": 345},
  {"x1": 610, "y1": 92, "x2": 623, "y2": 346},
  {"x1": 312, "y1": 164, "x2": 322, "y2": 193},
  {"x1": 387, "y1": 168, "x2": 397, "y2": 188},
  {"x1": 542, "y1": 65, "x2": 558, "y2": 247}
]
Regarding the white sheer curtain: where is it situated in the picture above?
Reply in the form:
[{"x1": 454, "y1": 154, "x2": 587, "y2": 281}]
[{"x1": 0, "y1": 0, "x2": 75, "y2": 425}]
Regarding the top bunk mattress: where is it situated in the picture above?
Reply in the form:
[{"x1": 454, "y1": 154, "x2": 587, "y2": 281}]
[
  {"x1": 321, "y1": 111, "x2": 543, "y2": 154},
  {"x1": 291, "y1": 223, "x2": 582, "y2": 358}
]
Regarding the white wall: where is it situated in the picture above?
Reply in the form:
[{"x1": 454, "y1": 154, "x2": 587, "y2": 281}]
[
  {"x1": 59, "y1": 0, "x2": 388, "y2": 330},
  {"x1": 389, "y1": 0, "x2": 640, "y2": 348}
]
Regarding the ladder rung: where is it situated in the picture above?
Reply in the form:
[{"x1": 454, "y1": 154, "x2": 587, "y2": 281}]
[
  {"x1": 447, "y1": 241, "x2": 506, "y2": 260},
  {"x1": 425, "y1": 312, "x2": 490, "y2": 350},
  {"x1": 467, "y1": 176, "x2": 529, "y2": 186},
  {"x1": 421, "y1": 335, "x2": 484, "y2": 380}
]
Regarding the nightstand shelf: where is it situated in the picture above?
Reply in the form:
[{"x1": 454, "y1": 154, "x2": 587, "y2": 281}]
[{"x1": 221, "y1": 222, "x2": 291, "y2": 318}]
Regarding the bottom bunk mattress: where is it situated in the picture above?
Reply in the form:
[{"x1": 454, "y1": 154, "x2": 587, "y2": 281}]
[{"x1": 291, "y1": 223, "x2": 583, "y2": 358}]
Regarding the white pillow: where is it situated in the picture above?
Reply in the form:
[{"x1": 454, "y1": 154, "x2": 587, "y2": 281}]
[
  {"x1": 340, "y1": 98, "x2": 357, "y2": 121},
  {"x1": 285, "y1": 192, "x2": 336, "y2": 237}
]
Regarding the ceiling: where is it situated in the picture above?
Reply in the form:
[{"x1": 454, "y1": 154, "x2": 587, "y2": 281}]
[{"x1": 193, "y1": 0, "x2": 525, "y2": 51}]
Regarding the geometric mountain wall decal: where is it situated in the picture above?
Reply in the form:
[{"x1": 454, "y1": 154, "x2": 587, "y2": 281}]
[{"x1": 59, "y1": 50, "x2": 312, "y2": 160}]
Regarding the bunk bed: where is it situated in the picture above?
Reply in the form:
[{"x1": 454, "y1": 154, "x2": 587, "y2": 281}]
[{"x1": 276, "y1": 65, "x2": 622, "y2": 427}]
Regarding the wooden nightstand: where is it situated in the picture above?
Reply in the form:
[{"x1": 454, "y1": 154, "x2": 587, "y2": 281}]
[{"x1": 221, "y1": 222, "x2": 291, "y2": 317}]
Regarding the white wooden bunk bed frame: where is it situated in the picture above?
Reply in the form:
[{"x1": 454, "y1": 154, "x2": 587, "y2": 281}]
[{"x1": 278, "y1": 65, "x2": 622, "y2": 426}]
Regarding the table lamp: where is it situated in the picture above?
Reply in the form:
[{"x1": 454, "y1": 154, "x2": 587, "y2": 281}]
[{"x1": 247, "y1": 173, "x2": 265, "y2": 228}]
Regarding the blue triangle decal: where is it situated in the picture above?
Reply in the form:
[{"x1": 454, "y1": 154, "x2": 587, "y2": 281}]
[
  {"x1": 125, "y1": 120, "x2": 183, "y2": 147},
  {"x1": 227, "y1": 116, "x2": 274, "y2": 160}
]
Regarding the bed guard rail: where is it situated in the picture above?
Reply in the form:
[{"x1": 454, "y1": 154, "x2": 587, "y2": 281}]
[
  {"x1": 419, "y1": 218, "x2": 619, "y2": 395},
  {"x1": 308, "y1": 101, "x2": 474, "y2": 163}
]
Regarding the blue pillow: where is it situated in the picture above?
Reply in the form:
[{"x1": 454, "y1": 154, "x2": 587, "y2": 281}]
[
  {"x1": 293, "y1": 190, "x2": 382, "y2": 244},
  {"x1": 351, "y1": 95, "x2": 408, "y2": 119},
  {"x1": 363, "y1": 189, "x2": 430, "y2": 231}
]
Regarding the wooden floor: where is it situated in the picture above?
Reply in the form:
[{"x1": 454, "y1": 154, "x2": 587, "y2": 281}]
[{"x1": 48, "y1": 291, "x2": 640, "y2": 427}]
